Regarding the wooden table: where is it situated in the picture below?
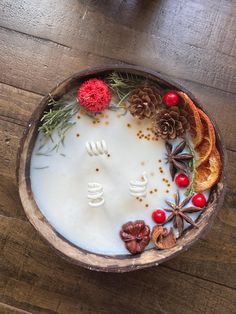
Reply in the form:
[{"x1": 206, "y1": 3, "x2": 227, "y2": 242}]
[{"x1": 0, "y1": 1, "x2": 236, "y2": 313}]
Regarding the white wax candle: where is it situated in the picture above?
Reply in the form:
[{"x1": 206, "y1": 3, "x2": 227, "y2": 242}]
[{"x1": 30, "y1": 98, "x2": 208, "y2": 255}]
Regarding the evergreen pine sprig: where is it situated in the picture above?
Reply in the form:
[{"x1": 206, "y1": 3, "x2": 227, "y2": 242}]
[
  {"x1": 106, "y1": 71, "x2": 145, "y2": 106},
  {"x1": 38, "y1": 94, "x2": 79, "y2": 149}
]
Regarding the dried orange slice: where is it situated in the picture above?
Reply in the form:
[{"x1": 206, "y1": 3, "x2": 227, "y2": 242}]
[
  {"x1": 194, "y1": 147, "x2": 222, "y2": 192},
  {"x1": 195, "y1": 109, "x2": 216, "y2": 167},
  {"x1": 178, "y1": 92, "x2": 203, "y2": 147}
]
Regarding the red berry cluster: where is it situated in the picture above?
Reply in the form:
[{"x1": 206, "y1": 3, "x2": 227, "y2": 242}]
[{"x1": 77, "y1": 78, "x2": 112, "y2": 112}]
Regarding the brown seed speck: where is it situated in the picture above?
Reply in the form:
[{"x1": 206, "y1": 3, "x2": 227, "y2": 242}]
[
  {"x1": 160, "y1": 170, "x2": 164, "y2": 174},
  {"x1": 77, "y1": 115, "x2": 81, "y2": 119},
  {"x1": 76, "y1": 133, "x2": 80, "y2": 137},
  {"x1": 150, "y1": 191, "x2": 153, "y2": 194},
  {"x1": 167, "y1": 184, "x2": 171, "y2": 187},
  {"x1": 158, "y1": 159, "x2": 162, "y2": 163},
  {"x1": 141, "y1": 161, "x2": 145, "y2": 166},
  {"x1": 145, "y1": 204, "x2": 149, "y2": 208},
  {"x1": 166, "y1": 190, "x2": 169, "y2": 193},
  {"x1": 127, "y1": 123, "x2": 131, "y2": 128},
  {"x1": 96, "y1": 168, "x2": 99, "y2": 172},
  {"x1": 107, "y1": 154, "x2": 111, "y2": 158},
  {"x1": 139, "y1": 198, "x2": 143, "y2": 202},
  {"x1": 154, "y1": 188, "x2": 158, "y2": 192}
]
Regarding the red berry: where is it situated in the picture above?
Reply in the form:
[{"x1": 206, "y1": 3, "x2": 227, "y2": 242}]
[
  {"x1": 162, "y1": 91, "x2": 179, "y2": 107},
  {"x1": 175, "y1": 173, "x2": 189, "y2": 188},
  {"x1": 192, "y1": 193, "x2": 206, "y2": 208},
  {"x1": 152, "y1": 209, "x2": 166, "y2": 224}
]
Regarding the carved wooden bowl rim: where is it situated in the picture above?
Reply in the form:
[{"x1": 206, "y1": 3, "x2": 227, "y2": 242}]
[{"x1": 17, "y1": 65, "x2": 227, "y2": 272}]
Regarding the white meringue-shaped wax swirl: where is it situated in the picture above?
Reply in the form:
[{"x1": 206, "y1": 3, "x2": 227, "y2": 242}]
[
  {"x1": 86, "y1": 140, "x2": 108, "y2": 156},
  {"x1": 87, "y1": 182, "x2": 105, "y2": 207},
  {"x1": 129, "y1": 172, "x2": 148, "y2": 197}
]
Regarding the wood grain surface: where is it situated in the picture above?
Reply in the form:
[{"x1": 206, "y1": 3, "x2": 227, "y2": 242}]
[{"x1": 0, "y1": 0, "x2": 236, "y2": 313}]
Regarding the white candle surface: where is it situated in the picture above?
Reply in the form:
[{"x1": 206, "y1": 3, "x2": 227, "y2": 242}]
[{"x1": 30, "y1": 97, "x2": 209, "y2": 255}]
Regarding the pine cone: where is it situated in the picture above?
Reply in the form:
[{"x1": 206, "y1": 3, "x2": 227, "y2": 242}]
[
  {"x1": 153, "y1": 106, "x2": 190, "y2": 140},
  {"x1": 128, "y1": 86, "x2": 161, "y2": 119}
]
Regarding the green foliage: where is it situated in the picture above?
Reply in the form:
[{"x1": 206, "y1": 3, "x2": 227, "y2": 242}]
[
  {"x1": 38, "y1": 95, "x2": 79, "y2": 149},
  {"x1": 106, "y1": 71, "x2": 145, "y2": 105},
  {"x1": 185, "y1": 141, "x2": 197, "y2": 197}
]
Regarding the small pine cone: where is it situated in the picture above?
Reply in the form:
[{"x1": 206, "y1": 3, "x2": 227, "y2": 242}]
[
  {"x1": 153, "y1": 106, "x2": 190, "y2": 140},
  {"x1": 128, "y1": 86, "x2": 161, "y2": 119}
]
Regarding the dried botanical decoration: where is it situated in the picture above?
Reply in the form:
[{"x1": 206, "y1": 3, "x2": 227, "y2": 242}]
[
  {"x1": 151, "y1": 225, "x2": 176, "y2": 249},
  {"x1": 195, "y1": 109, "x2": 216, "y2": 166},
  {"x1": 128, "y1": 86, "x2": 161, "y2": 119},
  {"x1": 153, "y1": 106, "x2": 190, "y2": 140},
  {"x1": 120, "y1": 220, "x2": 150, "y2": 254},
  {"x1": 39, "y1": 95, "x2": 79, "y2": 150},
  {"x1": 165, "y1": 140, "x2": 193, "y2": 181},
  {"x1": 164, "y1": 191, "x2": 204, "y2": 236},
  {"x1": 178, "y1": 91, "x2": 203, "y2": 147},
  {"x1": 194, "y1": 147, "x2": 222, "y2": 193},
  {"x1": 106, "y1": 71, "x2": 144, "y2": 106},
  {"x1": 77, "y1": 79, "x2": 112, "y2": 112}
]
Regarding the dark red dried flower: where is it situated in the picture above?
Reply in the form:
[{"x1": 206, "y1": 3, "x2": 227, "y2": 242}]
[
  {"x1": 77, "y1": 78, "x2": 112, "y2": 112},
  {"x1": 120, "y1": 220, "x2": 150, "y2": 254}
]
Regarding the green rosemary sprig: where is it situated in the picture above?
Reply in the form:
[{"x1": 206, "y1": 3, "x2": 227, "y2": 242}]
[
  {"x1": 38, "y1": 95, "x2": 79, "y2": 149},
  {"x1": 185, "y1": 142, "x2": 197, "y2": 197},
  {"x1": 106, "y1": 71, "x2": 145, "y2": 105}
]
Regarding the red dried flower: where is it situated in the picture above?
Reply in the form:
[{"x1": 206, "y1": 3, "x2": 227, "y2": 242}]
[
  {"x1": 77, "y1": 78, "x2": 112, "y2": 112},
  {"x1": 120, "y1": 220, "x2": 150, "y2": 254}
]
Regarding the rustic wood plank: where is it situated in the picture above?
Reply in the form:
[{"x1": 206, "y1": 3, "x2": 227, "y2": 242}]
[
  {"x1": 0, "y1": 27, "x2": 122, "y2": 95},
  {"x1": 0, "y1": 215, "x2": 235, "y2": 314},
  {"x1": 0, "y1": 0, "x2": 236, "y2": 93},
  {"x1": 0, "y1": 303, "x2": 32, "y2": 314},
  {"x1": 0, "y1": 82, "x2": 42, "y2": 124},
  {"x1": 1, "y1": 0, "x2": 236, "y2": 312}
]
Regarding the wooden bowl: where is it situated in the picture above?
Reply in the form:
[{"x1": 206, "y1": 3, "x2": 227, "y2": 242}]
[{"x1": 17, "y1": 65, "x2": 227, "y2": 272}]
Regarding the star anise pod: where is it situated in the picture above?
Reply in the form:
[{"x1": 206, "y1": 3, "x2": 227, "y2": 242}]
[
  {"x1": 120, "y1": 220, "x2": 150, "y2": 254},
  {"x1": 163, "y1": 191, "x2": 204, "y2": 236},
  {"x1": 165, "y1": 140, "x2": 193, "y2": 181}
]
